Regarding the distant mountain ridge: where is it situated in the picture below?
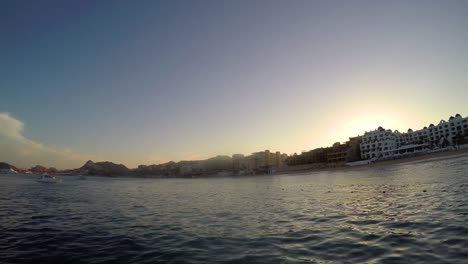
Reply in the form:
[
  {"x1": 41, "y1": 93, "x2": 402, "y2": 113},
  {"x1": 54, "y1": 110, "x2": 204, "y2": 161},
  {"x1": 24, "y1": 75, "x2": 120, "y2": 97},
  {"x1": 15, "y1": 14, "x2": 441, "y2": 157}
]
[{"x1": 0, "y1": 160, "x2": 131, "y2": 177}]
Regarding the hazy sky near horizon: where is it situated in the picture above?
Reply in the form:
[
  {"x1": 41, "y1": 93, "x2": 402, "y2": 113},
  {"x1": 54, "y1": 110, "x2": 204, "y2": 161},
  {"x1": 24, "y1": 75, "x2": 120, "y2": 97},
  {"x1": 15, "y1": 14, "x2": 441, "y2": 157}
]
[{"x1": 1, "y1": 0, "x2": 468, "y2": 168}]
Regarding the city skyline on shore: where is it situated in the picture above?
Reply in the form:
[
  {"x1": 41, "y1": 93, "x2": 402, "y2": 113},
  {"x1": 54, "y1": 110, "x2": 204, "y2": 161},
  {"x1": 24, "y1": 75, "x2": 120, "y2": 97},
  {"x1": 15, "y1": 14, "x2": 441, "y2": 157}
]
[
  {"x1": 1, "y1": 111, "x2": 466, "y2": 169},
  {"x1": 2, "y1": 1, "x2": 468, "y2": 168}
]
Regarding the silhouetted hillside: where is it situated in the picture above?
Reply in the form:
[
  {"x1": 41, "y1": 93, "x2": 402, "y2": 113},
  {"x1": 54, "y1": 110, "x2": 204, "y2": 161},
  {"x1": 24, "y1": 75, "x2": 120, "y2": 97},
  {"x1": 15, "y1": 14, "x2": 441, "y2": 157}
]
[{"x1": 78, "y1": 160, "x2": 130, "y2": 176}]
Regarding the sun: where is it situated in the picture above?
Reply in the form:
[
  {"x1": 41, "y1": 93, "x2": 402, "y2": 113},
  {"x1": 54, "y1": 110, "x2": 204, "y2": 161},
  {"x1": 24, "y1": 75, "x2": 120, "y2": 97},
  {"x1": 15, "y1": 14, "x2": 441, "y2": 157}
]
[{"x1": 333, "y1": 111, "x2": 408, "y2": 142}]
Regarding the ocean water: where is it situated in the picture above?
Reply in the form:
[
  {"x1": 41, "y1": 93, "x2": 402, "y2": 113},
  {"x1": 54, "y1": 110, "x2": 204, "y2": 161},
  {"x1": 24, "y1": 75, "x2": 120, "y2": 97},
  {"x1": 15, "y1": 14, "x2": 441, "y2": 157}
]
[{"x1": 1, "y1": 157, "x2": 468, "y2": 264}]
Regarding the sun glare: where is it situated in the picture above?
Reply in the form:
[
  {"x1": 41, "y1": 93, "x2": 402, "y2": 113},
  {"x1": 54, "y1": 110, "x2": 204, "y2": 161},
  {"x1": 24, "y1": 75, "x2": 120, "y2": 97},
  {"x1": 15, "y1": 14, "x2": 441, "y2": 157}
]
[{"x1": 333, "y1": 111, "x2": 406, "y2": 143}]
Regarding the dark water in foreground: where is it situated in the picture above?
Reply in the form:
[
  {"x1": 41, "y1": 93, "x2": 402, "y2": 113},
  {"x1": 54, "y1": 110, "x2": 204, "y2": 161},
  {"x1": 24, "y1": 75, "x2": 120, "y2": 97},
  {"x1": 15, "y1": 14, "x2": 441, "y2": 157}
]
[{"x1": 1, "y1": 157, "x2": 468, "y2": 264}]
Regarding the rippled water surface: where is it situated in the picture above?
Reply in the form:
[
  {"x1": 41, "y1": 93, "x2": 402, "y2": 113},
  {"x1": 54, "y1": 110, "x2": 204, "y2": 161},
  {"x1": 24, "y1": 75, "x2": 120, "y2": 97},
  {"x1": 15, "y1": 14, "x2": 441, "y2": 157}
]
[{"x1": 1, "y1": 157, "x2": 468, "y2": 263}]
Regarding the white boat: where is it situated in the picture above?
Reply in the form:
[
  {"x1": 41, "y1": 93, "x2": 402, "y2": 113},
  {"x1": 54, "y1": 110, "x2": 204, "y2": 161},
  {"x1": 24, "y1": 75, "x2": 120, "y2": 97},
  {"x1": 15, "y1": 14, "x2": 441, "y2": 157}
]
[{"x1": 37, "y1": 174, "x2": 60, "y2": 183}]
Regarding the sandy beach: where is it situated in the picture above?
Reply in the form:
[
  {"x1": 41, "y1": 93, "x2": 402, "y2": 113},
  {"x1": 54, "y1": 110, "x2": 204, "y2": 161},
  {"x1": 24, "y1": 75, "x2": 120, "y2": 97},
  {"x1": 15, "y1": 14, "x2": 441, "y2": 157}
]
[
  {"x1": 278, "y1": 147, "x2": 468, "y2": 175},
  {"x1": 364, "y1": 147, "x2": 468, "y2": 167}
]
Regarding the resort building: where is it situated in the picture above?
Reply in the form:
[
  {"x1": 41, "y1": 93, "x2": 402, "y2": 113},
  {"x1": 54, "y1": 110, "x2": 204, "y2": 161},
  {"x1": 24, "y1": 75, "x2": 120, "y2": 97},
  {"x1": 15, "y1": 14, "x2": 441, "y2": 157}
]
[
  {"x1": 360, "y1": 114, "x2": 468, "y2": 160},
  {"x1": 327, "y1": 142, "x2": 348, "y2": 163},
  {"x1": 286, "y1": 148, "x2": 328, "y2": 166},
  {"x1": 233, "y1": 150, "x2": 288, "y2": 173},
  {"x1": 326, "y1": 136, "x2": 362, "y2": 163},
  {"x1": 232, "y1": 154, "x2": 245, "y2": 171},
  {"x1": 286, "y1": 137, "x2": 362, "y2": 166}
]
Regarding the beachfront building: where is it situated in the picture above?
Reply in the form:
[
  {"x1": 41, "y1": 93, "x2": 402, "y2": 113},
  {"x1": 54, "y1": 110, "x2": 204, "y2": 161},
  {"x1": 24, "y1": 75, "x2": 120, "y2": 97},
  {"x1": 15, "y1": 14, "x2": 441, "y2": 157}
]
[
  {"x1": 286, "y1": 137, "x2": 362, "y2": 166},
  {"x1": 232, "y1": 154, "x2": 245, "y2": 171},
  {"x1": 360, "y1": 114, "x2": 468, "y2": 160},
  {"x1": 360, "y1": 127, "x2": 400, "y2": 160},
  {"x1": 285, "y1": 148, "x2": 328, "y2": 166},
  {"x1": 248, "y1": 150, "x2": 288, "y2": 171},
  {"x1": 326, "y1": 136, "x2": 362, "y2": 163},
  {"x1": 233, "y1": 150, "x2": 288, "y2": 173},
  {"x1": 327, "y1": 142, "x2": 348, "y2": 163}
]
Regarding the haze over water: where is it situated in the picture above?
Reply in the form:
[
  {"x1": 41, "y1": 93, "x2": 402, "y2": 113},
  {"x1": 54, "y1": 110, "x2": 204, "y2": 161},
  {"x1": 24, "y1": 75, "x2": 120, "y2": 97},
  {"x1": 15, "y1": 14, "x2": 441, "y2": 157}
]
[{"x1": 1, "y1": 156, "x2": 467, "y2": 263}]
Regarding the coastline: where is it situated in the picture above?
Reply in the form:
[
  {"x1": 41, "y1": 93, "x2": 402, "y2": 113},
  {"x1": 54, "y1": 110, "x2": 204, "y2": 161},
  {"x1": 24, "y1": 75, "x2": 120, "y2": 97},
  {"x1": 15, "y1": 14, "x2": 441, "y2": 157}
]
[
  {"x1": 7, "y1": 148, "x2": 468, "y2": 179},
  {"x1": 276, "y1": 147, "x2": 468, "y2": 175},
  {"x1": 363, "y1": 147, "x2": 468, "y2": 168}
]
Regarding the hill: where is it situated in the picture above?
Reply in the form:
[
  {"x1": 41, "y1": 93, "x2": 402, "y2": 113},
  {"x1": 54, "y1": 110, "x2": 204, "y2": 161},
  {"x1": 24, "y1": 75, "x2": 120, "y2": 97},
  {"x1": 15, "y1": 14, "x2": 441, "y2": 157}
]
[
  {"x1": 78, "y1": 160, "x2": 130, "y2": 176},
  {"x1": 0, "y1": 162, "x2": 19, "y2": 174}
]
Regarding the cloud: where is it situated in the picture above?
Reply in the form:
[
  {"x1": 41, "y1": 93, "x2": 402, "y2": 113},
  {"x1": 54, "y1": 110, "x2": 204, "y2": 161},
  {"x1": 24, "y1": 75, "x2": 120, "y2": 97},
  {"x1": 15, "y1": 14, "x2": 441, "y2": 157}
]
[{"x1": 0, "y1": 112, "x2": 91, "y2": 169}]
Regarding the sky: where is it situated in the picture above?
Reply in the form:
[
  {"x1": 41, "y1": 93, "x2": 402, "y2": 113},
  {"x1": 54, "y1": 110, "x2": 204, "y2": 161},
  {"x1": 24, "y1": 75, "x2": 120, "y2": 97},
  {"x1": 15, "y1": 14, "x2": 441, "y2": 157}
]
[{"x1": 1, "y1": 0, "x2": 468, "y2": 169}]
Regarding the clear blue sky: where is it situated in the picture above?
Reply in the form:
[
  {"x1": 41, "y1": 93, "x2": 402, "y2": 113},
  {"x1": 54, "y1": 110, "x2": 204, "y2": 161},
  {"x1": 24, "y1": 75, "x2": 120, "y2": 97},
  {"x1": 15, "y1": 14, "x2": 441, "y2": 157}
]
[{"x1": 1, "y1": 0, "x2": 468, "y2": 168}]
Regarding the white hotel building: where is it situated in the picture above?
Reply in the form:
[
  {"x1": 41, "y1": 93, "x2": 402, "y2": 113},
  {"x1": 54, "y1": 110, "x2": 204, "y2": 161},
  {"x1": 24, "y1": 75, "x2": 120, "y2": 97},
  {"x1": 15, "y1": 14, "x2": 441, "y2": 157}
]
[{"x1": 360, "y1": 114, "x2": 468, "y2": 160}]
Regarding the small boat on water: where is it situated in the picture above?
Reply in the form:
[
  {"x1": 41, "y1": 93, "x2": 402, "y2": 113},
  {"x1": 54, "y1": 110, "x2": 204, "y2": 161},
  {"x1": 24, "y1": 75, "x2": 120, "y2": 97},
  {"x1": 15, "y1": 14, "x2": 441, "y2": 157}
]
[
  {"x1": 78, "y1": 175, "x2": 87, "y2": 180},
  {"x1": 37, "y1": 174, "x2": 60, "y2": 183}
]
